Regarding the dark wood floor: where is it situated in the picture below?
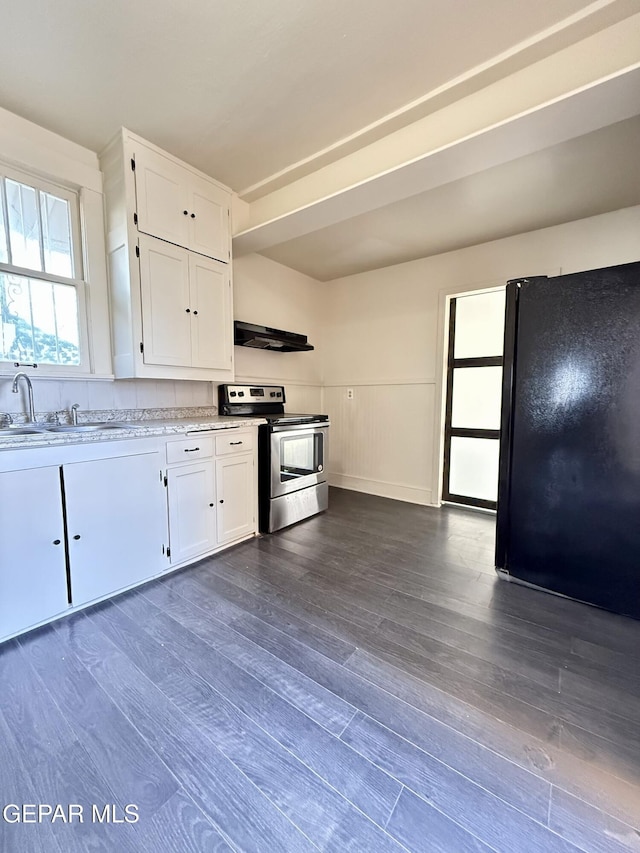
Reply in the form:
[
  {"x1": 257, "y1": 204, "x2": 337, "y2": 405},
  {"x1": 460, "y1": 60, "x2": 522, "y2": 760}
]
[{"x1": 2, "y1": 487, "x2": 640, "y2": 852}]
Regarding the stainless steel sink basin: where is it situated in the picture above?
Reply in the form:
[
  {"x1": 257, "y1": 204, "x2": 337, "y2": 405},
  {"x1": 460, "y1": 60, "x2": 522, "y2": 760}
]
[
  {"x1": 46, "y1": 422, "x2": 135, "y2": 432},
  {"x1": 0, "y1": 426, "x2": 48, "y2": 436}
]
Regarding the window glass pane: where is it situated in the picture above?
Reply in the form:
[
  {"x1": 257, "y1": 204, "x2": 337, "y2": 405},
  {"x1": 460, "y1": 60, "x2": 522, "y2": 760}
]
[
  {"x1": 0, "y1": 194, "x2": 7, "y2": 263},
  {"x1": 0, "y1": 273, "x2": 80, "y2": 365},
  {"x1": 449, "y1": 436, "x2": 500, "y2": 502},
  {"x1": 6, "y1": 179, "x2": 42, "y2": 270},
  {"x1": 454, "y1": 290, "x2": 505, "y2": 358},
  {"x1": 451, "y1": 366, "x2": 503, "y2": 430},
  {"x1": 40, "y1": 191, "x2": 73, "y2": 277}
]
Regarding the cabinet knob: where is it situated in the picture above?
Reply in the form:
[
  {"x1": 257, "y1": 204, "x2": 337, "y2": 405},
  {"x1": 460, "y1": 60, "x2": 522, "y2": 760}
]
[
  {"x1": 193, "y1": 310, "x2": 198, "y2": 316},
  {"x1": 183, "y1": 210, "x2": 188, "y2": 215},
  {"x1": 185, "y1": 308, "x2": 191, "y2": 313},
  {"x1": 190, "y1": 213, "x2": 196, "y2": 219},
  {"x1": 209, "y1": 502, "x2": 214, "y2": 507},
  {"x1": 53, "y1": 539, "x2": 61, "y2": 545},
  {"x1": 73, "y1": 534, "x2": 81, "y2": 540},
  {"x1": 219, "y1": 499, "x2": 224, "y2": 504}
]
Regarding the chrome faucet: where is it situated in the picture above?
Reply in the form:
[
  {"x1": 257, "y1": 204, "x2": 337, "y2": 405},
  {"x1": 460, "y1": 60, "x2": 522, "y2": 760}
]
[
  {"x1": 71, "y1": 403, "x2": 80, "y2": 425},
  {"x1": 11, "y1": 372, "x2": 37, "y2": 423}
]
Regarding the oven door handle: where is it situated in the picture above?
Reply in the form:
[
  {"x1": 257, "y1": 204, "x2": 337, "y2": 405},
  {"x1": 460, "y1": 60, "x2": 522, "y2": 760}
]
[{"x1": 270, "y1": 422, "x2": 330, "y2": 433}]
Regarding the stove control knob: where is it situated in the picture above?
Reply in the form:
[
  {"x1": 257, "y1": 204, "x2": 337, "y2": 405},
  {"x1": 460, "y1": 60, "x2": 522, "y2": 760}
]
[
  {"x1": 318, "y1": 464, "x2": 323, "y2": 472},
  {"x1": 270, "y1": 392, "x2": 276, "y2": 397},
  {"x1": 230, "y1": 391, "x2": 236, "y2": 397},
  {"x1": 238, "y1": 391, "x2": 245, "y2": 397},
  {"x1": 276, "y1": 392, "x2": 282, "y2": 397}
]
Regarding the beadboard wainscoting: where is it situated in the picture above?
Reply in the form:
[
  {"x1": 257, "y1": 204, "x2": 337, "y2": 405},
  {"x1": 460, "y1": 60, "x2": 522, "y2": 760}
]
[
  {"x1": 322, "y1": 206, "x2": 640, "y2": 508},
  {"x1": 323, "y1": 381, "x2": 435, "y2": 506}
]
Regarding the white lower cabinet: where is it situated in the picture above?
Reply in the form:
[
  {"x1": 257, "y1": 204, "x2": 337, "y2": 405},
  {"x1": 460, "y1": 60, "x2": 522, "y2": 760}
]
[
  {"x1": 0, "y1": 445, "x2": 166, "y2": 641},
  {"x1": 165, "y1": 428, "x2": 257, "y2": 565},
  {"x1": 0, "y1": 466, "x2": 69, "y2": 639},
  {"x1": 216, "y1": 454, "x2": 255, "y2": 545},
  {"x1": 167, "y1": 461, "x2": 216, "y2": 564},
  {"x1": 0, "y1": 426, "x2": 257, "y2": 643},
  {"x1": 65, "y1": 452, "x2": 167, "y2": 606}
]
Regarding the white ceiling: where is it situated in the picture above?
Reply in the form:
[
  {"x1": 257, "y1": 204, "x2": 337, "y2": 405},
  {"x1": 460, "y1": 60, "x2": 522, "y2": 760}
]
[
  {"x1": 1, "y1": 0, "x2": 639, "y2": 280},
  {"x1": 0, "y1": 0, "x2": 610, "y2": 191},
  {"x1": 261, "y1": 117, "x2": 640, "y2": 280}
]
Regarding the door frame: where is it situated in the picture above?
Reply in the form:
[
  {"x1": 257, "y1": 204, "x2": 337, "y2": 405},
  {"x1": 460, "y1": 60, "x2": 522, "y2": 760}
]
[
  {"x1": 431, "y1": 281, "x2": 506, "y2": 508},
  {"x1": 441, "y1": 296, "x2": 502, "y2": 510}
]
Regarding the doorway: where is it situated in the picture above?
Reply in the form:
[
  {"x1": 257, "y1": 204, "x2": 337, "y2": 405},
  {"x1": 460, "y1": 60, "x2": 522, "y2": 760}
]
[{"x1": 442, "y1": 289, "x2": 505, "y2": 510}]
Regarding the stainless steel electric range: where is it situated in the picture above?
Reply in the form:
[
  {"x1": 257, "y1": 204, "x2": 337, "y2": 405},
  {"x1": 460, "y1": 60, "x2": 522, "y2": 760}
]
[{"x1": 218, "y1": 385, "x2": 329, "y2": 533}]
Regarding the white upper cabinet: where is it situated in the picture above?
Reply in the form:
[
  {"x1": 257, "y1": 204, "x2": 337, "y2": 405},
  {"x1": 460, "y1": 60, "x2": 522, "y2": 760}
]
[
  {"x1": 189, "y1": 173, "x2": 230, "y2": 262},
  {"x1": 139, "y1": 234, "x2": 232, "y2": 371},
  {"x1": 100, "y1": 128, "x2": 234, "y2": 382},
  {"x1": 134, "y1": 145, "x2": 230, "y2": 263},
  {"x1": 139, "y1": 235, "x2": 192, "y2": 367},
  {"x1": 189, "y1": 251, "x2": 232, "y2": 370},
  {"x1": 135, "y1": 149, "x2": 190, "y2": 250}
]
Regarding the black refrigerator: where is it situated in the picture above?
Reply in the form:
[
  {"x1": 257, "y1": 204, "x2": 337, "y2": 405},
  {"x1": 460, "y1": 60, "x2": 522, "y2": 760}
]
[{"x1": 495, "y1": 261, "x2": 640, "y2": 620}]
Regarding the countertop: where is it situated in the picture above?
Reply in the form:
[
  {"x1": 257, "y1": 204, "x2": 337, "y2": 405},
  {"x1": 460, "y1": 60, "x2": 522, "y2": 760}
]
[{"x1": 0, "y1": 412, "x2": 264, "y2": 451}]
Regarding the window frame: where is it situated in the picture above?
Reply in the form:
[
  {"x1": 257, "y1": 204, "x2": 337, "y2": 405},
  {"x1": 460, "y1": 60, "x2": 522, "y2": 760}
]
[{"x1": 0, "y1": 160, "x2": 90, "y2": 375}]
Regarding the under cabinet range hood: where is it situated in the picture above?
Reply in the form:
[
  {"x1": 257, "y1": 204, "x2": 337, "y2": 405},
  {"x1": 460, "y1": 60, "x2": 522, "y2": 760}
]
[{"x1": 234, "y1": 321, "x2": 314, "y2": 352}]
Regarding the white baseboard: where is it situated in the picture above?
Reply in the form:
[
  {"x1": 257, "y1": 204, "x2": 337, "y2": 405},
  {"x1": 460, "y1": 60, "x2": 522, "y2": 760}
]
[{"x1": 328, "y1": 473, "x2": 434, "y2": 506}]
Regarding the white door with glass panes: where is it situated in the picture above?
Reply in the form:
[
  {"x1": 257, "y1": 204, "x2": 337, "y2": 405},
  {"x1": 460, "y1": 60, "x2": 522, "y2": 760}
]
[{"x1": 442, "y1": 289, "x2": 505, "y2": 509}]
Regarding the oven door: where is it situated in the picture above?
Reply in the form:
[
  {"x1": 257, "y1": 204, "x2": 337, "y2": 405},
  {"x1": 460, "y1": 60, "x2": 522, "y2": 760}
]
[{"x1": 270, "y1": 424, "x2": 329, "y2": 498}]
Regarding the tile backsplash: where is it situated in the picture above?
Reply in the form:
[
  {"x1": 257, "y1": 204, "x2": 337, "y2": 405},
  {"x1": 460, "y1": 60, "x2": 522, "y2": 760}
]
[{"x1": 0, "y1": 377, "x2": 214, "y2": 420}]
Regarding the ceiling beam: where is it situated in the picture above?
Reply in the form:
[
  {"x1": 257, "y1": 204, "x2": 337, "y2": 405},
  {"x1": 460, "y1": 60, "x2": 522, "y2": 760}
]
[{"x1": 233, "y1": 14, "x2": 640, "y2": 256}]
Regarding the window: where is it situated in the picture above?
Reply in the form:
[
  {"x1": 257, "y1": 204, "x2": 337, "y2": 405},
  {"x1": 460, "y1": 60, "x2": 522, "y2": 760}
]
[{"x1": 0, "y1": 164, "x2": 86, "y2": 369}]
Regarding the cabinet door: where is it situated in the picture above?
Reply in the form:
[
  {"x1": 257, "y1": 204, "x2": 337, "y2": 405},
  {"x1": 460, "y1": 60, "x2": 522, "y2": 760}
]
[
  {"x1": 189, "y1": 253, "x2": 232, "y2": 370},
  {"x1": 216, "y1": 454, "x2": 255, "y2": 545},
  {"x1": 188, "y1": 174, "x2": 230, "y2": 262},
  {"x1": 64, "y1": 452, "x2": 166, "y2": 606},
  {"x1": 167, "y1": 461, "x2": 216, "y2": 563},
  {"x1": 0, "y1": 466, "x2": 69, "y2": 640},
  {"x1": 135, "y1": 146, "x2": 190, "y2": 248},
  {"x1": 139, "y1": 235, "x2": 192, "y2": 367}
]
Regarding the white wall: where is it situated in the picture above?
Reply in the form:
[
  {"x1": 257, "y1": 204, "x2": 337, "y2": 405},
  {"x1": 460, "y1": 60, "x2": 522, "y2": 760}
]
[
  {"x1": 0, "y1": 378, "x2": 214, "y2": 422},
  {"x1": 1, "y1": 249, "x2": 324, "y2": 420},
  {"x1": 230, "y1": 253, "x2": 324, "y2": 412},
  {"x1": 0, "y1": 106, "x2": 323, "y2": 421},
  {"x1": 0, "y1": 107, "x2": 218, "y2": 418},
  {"x1": 323, "y1": 206, "x2": 640, "y2": 505}
]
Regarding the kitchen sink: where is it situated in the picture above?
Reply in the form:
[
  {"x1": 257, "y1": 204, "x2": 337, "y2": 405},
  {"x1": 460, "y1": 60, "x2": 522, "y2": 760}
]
[
  {"x1": 0, "y1": 426, "x2": 49, "y2": 435},
  {"x1": 45, "y1": 422, "x2": 136, "y2": 432},
  {"x1": 0, "y1": 422, "x2": 138, "y2": 437}
]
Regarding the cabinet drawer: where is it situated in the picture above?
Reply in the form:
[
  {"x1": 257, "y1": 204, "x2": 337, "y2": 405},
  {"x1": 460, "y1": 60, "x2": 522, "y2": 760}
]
[
  {"x1": 166, "y1": 436, "x2": 214, "y2": 464},
  {"x1": 215, "y1": 431, "x2": 254, "y2": 456}
]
